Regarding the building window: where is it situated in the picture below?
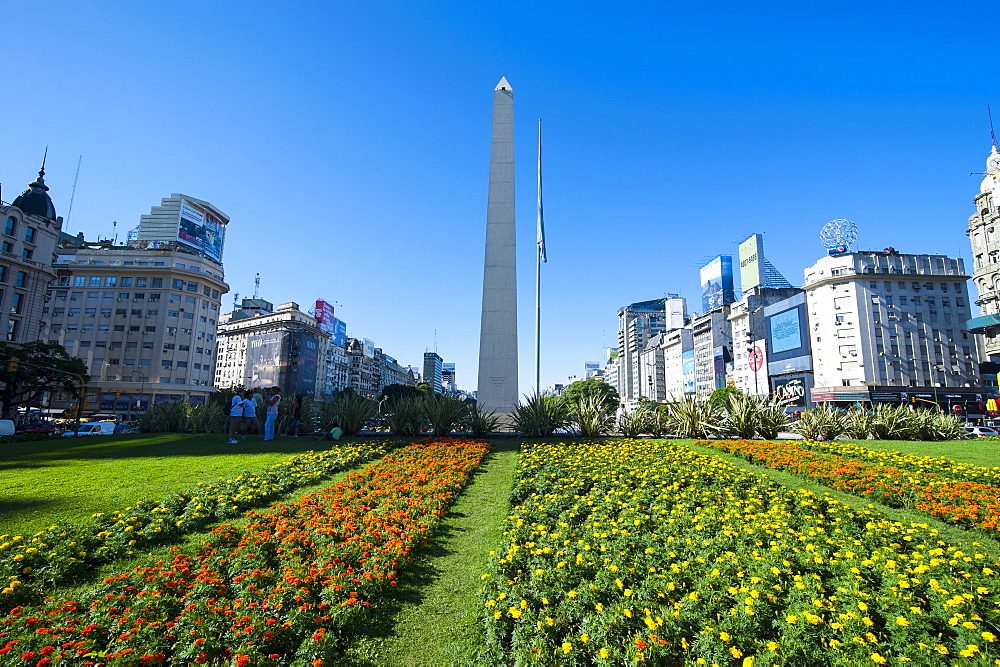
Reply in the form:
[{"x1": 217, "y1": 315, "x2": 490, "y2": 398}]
[
  {"x1": 6, "y1": 319, "x2": 18, "y2": 341},
  {"x1": 2, "y1": 242, "x2": 12, "y2": 253},
  {"x1": 23, "y1": 228, "x2": 34, "y2": 244},
  {"x1": 136, "y1": 278, "x2": 147, "y2": 288},
  {"x1": 89, "y1": 277, "x2": 101, "y2": 287},
  {"x1": 149, "y1": 293, "x2": 161, "y2": 302},
  {"x1": 186, "y1": 282, "x2": 197, "y2": 293},
  {"x1": 14, "y1": 272, "x2": 26, "y2": 288},
  {"x1": 10, "y1": 293, "x2": 24, "y2": 314},
  {"x1": 121, "y1": 277, "x2": 132, "y2": 287},
  {"x1": 21, "y1": 248, "x2": 31, "y2": 260},
  {"x1": 4, "y1": 217, "x2": 16, "y2": 236}
]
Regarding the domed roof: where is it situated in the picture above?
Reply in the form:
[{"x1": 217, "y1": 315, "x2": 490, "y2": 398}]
[{"x1": 12, "y1": 162, "x2": 56, "y2": 220}]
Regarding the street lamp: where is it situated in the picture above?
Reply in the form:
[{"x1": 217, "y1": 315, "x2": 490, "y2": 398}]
[
  {"x1": 127, "y1": 370, "x2": 147, "y2": 422},
  {"x1": 932, "y1": 364, "x2": 944, "y2": 412}
]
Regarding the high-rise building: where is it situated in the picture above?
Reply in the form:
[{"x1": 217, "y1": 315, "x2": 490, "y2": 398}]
[
  {"x1": 1, "y1": 163, "x2": 64, "y2": 345},
  {"x1": 442, "y1": 362, "x2": 456, "y2": 393},
  {"x1": 804, "y1": 249, "x2": 978, "y2": 390},
  {"x1": 617, "y1": 297, "x2": 673, "y2": 402},
  {"x1": 728, "y1": 287, "x2": 802, "y2": 396},
  {"x1": 691, "y1": 307, "x2": 732, "y2": 397},
  {"x1": 966, "y1": 144, "x2": 1000, "y2": 366},
  {"x1": 423, "y1": 351, "x2": 443, "y2": 393},
  {"x1": 215, "y1": 299, "x2": 327, "y2": 397},
  {"x1": 477, "y1": 77, "x2": 518, "y2": 413}
]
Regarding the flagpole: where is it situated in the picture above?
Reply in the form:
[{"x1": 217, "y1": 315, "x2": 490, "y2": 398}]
[{"x1": 535, "y1": 118, "x2": 543, "y2": 396}]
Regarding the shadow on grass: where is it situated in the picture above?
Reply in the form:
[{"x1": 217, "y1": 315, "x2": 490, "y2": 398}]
[{"x1": 0, "y1": 497, "x2": 54, "y2": 518}]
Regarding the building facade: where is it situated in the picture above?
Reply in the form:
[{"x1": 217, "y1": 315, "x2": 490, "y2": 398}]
[
  {"x1": 966, "y1": 145, "x2": 1000, "y2": 363},
  {"x1": 661, "y1": 327, "x2": 694, "y2": 399},
  {"x1": 728, "y1": 287, "x2": 802, "y2": 396},
  {"x1": 617, "y1": 297, "x2": 672, "y2": 402},
  {"x1": 691, "y1": 307, "x2": 732, "y2": 397},
  {"x1": 423, "y1": 351, "x2": 443, "y2": 393},
  {"x1": 804, "y1": 250, "x2": 978, "y2": 389},
  {"x1": 215, "y1": 299, "x2": 328, "y2": 398},
  {"x1": 1, "y1": 165, "x2": 64, "y2": 345}
]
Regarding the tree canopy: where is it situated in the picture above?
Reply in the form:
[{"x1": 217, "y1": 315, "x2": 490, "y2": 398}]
[
  {"x1": 561, "y1": 379, "x2": 620, "y2": 413},
  {"x1": 381, "y1": 383, "x2": 424, "y2": 405},
  {"x1": 0, "y1": 342, "x2": 90, "y2": 418}
]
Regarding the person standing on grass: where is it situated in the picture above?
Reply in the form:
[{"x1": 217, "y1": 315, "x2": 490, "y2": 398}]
[
  {"x1": 242, "y1": 390, "x2": 262, "y2": 437},
  {"x1": 284, "y1": 394, "x2": 303, "y2": 437},
  {"x1": 227, "y1": 389, "x2": 245, "y2": 444},
  {"x1": 264, "y1": 386, "x2": 281, "y2": 441}
]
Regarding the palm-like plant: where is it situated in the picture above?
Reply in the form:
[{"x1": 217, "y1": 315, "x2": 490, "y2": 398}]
[
  {"x1": 844, "y1": 407, "x2": 876, "y2": 439},
  {"x1": 511, "y1": 393, "x2": 569, "y2": 437},
  {"x1": 869, "y1": 403, "x2": 918, "y2": 440},
  {"x1": 422, "y1": 393, "x2": 469, "y2": 437},
  {"x1": 617, "y1": 409, "x2": 650, "y2": 437},
  {"x1": 573, "y1": 394, "x2": 615, "y2": 437},
  {"x1": 755, "y1": 399, "x2": 791, "y2": 440},
  {"x1": 385, "y1": 397, "x2": 425, "y2": 436},
  {"x1": 465, "y1": 403, "x2": 502, "y2": 437},
  {"x1": 662, "y1": 396, "x2": 724, "y2": 439},
  {"x1": 335, "y1": 392, "x2": 377, "y2": 436},
  {"x1": 791, "y1": 404, "x2": 846, "y2": 441},
  {"x1": 723, "y1": 394, "x2": 761, "y2": 440}
]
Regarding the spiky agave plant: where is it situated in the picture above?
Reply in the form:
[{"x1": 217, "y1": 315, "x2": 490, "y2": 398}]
[
  {"x1": 465, "y1": 403, "x2": 502, "y2": 437},
  {"x1": 335, "y1": 392, "x2": 378, "y2": 436},
  {"x1": 422, "y1": 393, "x2": 469, "y2": 437},
  {"x1": 869, "y1": 403, "x2": 918, "y2": 440},
  {"x1": 663, "y1": 395, "x2": 724, "y2": 440},
  {"x1": 723, "y1": 394, "x2": 761, "y2": 440},
  {"x1": 385, "y1": 397, "x2": 425, "y2": 436},
  {"x1": 617, "y1": 409, "x2": 651, "y2": 437},
  {"x1": 791, "y1": 404, "x2": 847, "y2": 441},
  {"x1": 573, "y1": 394, "x2": 615, "y2": 437},
  {"x1": 511, "y1": 393, "x2": 569, "y2": 437},
  {"x1": 755, "y1": 398, "x2": 792, "y2": 440}
]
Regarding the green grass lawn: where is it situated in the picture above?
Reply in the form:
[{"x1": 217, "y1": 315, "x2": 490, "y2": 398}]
[
  {"x1": 0, "y1": 432, "x2": 377, "y2": 537},
  {"x1": 833, "y1": 438, "x2": 1000, "y2": 467}
]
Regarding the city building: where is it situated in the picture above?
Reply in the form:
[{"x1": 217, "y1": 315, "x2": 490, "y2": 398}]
[
  {"x1": 691, "y1": 307, "x2": 732, "y2": 397},
  {"x1": 661, "y1": 326, "x2": 694, "y2": 399},
  {"x1": 345, "y1": 338, "x2": 378, "y2": 396},
  {"x1": 442, "y1": 362, "x2": 456, "y2": 393},
  {"x1": 638, "y1": 333, "x2": 666, "y2": 402},
  {"x1": 1, "y1": 163, "x2": 65, "y2": 344},
  {"x1": 215, "y1": 299, "x2": 328, "y2": 397},
  {"x1": 423, "y1": 351, "x2": 443, "y2": 393},
  {"x1": 763, "y1": 292, "x2": 813, "y2": 408},
  {"x1": 966, "y1": 144, "x2": 1000, "y2": 368},
  {"x1": 728, "y1": 287, "x2": 802, "y2": 396},
  {"x1": 804, "y1": 249, "x2": 979, "y2": 400},
  {"x1": 617, "y1": 296, "x2": 682, "y2": 402}
]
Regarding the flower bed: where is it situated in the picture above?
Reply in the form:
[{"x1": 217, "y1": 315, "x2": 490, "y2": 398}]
[
  {"x1": 0, "y1": 442, "x2": 395, "y2": 610},
  {"x1": 481, "y1": 440, "x2": 1000, "y2": 664},
  {"x1": 799, "y1": 439, "x2": 1000, "y2": 487},
  {"x1": 698, "y1": 439, "x2": 1000, "y2": 532},
  {"x1": 0, "y1": 438, "x2": 489, "y2": 663}
]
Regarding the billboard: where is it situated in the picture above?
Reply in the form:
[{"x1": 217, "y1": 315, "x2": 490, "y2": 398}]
[
  {"x1": 699, "y1": 256, "x2": 735, "y2": 312},
  {"x1": 362, "y1": 338, "x2": 375, "y2": 358},
  {"x1": 769, "y1": 308, "x2": 802, "y2": 354},
  {"x1": 331, "y1": 318, "x2": 347, "y2": 348},
  {"x1": 738, "y1": 234, "x2": 765, "y2": 292},
  {"x1": 291, "y1": 331, "x2": 319, "y2": 396},
  {"x1": 177, "y1": 198, "x2": 226, "y2": 263},
  {"x1": 682, "y1": 350, "x2": 696, "y2": 394},
  {"x1": 773, "y1": 376, "x2": 809, "y2": 407},
  {"x1": 314, "y1": 299, "x2": 336, "y2": 332},
  {"x1": 246, "y1": 332, "x2": 283, "y2": 387}
]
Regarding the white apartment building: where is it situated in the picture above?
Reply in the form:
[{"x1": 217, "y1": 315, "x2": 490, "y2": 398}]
[
  {"x1": 966, "y1": 144, "x2": 1000, "y2": 362},
  {"x1": 804, "y1": 250, "x2": 977, "y2": 388},
  {"x1": 661, "y1": 327, "x2": 693, "y2": 399},
  {"x1": 691, "y1": 307, "x2": 732, "y2": 397},
  {"x1": 215, "y1": 299, "x2": 329, "y2": 397},
  {"x1": 638, "y1": 333, "x2": 666, "y2": 401},
  {"x1": 728, "y1": 287, "x2": 802, "y2": 396}
]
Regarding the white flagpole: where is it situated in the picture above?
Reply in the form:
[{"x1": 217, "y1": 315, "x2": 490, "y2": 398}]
[{"x1": 535, "y1": 119, "x2": 545, "y2": 396}]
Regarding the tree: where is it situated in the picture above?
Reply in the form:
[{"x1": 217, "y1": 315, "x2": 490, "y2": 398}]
[
  {"x1": 0, "y1": 342, "x2": 90, "y2": 419},
  {"x1": 381, "y1": 383, "x2": 423, "y2": 405},
  {"x1": 709, "y1": 386, "x2": 743, "y2": 410},
  {"x1": 561, "y1": 379, "x2": 619, "y2": 413}
]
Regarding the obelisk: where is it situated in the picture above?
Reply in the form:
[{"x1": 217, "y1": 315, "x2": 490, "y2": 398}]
[{"x1": 477, "y1": 77, "x2": 518, "y2": 413}]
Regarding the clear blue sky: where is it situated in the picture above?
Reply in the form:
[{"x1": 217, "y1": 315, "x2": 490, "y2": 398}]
[{"x1": 1, "y1": 2, "x2": 994, "y2": 394}]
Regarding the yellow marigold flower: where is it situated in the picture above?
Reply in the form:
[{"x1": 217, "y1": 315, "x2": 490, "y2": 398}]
[
  {"x1": 786, "y1": 615, "x2": 798, "y2": 624},
  {"x1": 983, "y1": 632, "x2": 997, "y2": 642},
  {"x1": 562, "y1": 642, "x2": 572, "y2": 654},
  {"x1": 871, "y1": 653, "x2": 887, "y2": 664},
  {"x1": 742, "y1": 658, "x2": 754, "y2": 667},
  {"x1": 599, "y1": 648, "x2": 610, "y2": 659},
  {"x1": 719, "y1": 631, "x2": 731, "y2": 642},
  {"x1": 624, "y1": 609, "x2": 633, "y2": 618},
  {"x1": 896, "y1": 616, "x2": 910, "y2": 627},
  {"x1": 580, "y1": 633, "x2": 589, "y2": 643}
]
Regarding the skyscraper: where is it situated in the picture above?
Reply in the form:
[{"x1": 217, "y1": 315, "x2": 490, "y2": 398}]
[{"x1": 477, "y1": 77, "x2": 518, "y2": 412}]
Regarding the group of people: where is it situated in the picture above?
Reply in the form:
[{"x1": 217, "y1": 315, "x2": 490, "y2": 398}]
[{"x1": 227, "y1": 387, "x2": 286, "y2": 444}]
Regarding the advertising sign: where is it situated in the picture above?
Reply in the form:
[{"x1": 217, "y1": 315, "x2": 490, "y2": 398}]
[
  {"x1": 738, "y1": 234, "x2": 765, "y2": 293},
  {"x1": 314, "y1": 300, "x2": 336, "y2": 332},
  {"x1": 177, "y1": 198, "x2": 226, "y2": 263},
  {"x1": 331, "y1": 318, "x2": 347, "y2": 348},
  {"x1": 682, "y1": 350, "x2": 696, "y2": 394},
  {"x1": 769, "y1": 307, "x2": 802, "y2": 354},
  {"x1": 699, "y1": 256, "x2": 735, "y2": 312},
  {"x1": 292, "y1": 332, "x2": 319, "y2": 396},
  {"x1": 748, "y1": 345, "x2": 764, "y2": 372},
  {"x1": 362, "y1": 338, "x2": 375, "y2": 359},
  {"x1": 246, "y1": 332, "x2": 283, "y2": 386},
  {"x1": 773, "y1": 377, "x2": 807, "y2": 406}
]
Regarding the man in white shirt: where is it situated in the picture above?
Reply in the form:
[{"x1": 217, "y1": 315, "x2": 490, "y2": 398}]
[
  {"x1": 227, "y1": 389, "x2": 244, "y2": 444},
  {"x1": 243, "y1": 392, "x2": 261, "y2": 437}
]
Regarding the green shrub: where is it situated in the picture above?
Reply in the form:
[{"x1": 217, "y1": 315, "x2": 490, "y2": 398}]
[
  {"x1": 465, "y1": 404, "x2": 501, "y2": 437},
  {"x1": 511, "y1": 393, "x2": 569, "y2": 437},
  {"x1": 662, "y1": 395, "x2": 723, "y2": 439},
  {"x1": 573, "y1": 394, "x2": 615, "y2": 437},
  {"x1": 791, "y1": 404, "x2": 846, "y2": 441}
]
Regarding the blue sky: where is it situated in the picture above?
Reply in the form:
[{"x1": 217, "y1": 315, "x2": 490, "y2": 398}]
[{"x1": 1, "y1": 2, "x2": 995, "y2": 394}]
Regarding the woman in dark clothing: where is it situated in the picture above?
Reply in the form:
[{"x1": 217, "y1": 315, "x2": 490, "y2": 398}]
[{"x1": 285, "y1": 394, "x2": 303, "y2": 437}]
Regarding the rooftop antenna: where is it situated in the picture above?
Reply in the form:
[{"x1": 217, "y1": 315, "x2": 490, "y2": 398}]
[
  {"x1": 65, "y1": 155, "x2": 82, "y2": 229},
  {"x1": 253, "y1": 273, "x2": 260, "y2": 299},
  {"x1": 990, "y1": 104, "x2": 998, "y2": 151},
  {"x1": 434, "y1": 328, "x2": 438, "y2": 354},
  {"x1": 233, "y1": 292, "x2": 240, "y2": 310},
  {"x1": 111, "y1": 220, "x2": 118, "y2": 245}
]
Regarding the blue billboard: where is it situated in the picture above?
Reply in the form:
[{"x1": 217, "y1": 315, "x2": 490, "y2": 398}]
[
  {"x1": 682, "y1": 350, "x2": 696, "y2": 394},
  {"x1": 699, "y1": 256, "x2": 735, "y2": 312},
  {"x1": 331, "y1": 318, "x2": 347, "y2": 348},
  {"x1": 769, "y1": 308, "x2": 802, "y2": 353}
]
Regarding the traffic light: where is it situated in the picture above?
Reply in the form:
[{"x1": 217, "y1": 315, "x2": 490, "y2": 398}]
[
  {"x1": 6, "y1": 356, "x2": 19, "y2": 373},
  {"x1": 114, "y1": 391, "x2": 121, "y2": 400}
]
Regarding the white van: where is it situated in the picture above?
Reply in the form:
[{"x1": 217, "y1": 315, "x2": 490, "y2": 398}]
[
  {"x1": 0, "y1": 420, "x2": 15, "y2": 436},
  {"x1": 61, "y1": 421, "x2": 116, "y2": 437}
]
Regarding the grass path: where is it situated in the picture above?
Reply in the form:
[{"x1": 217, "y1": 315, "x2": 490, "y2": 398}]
[{"x1": 341, "y1": 440, "x2": 521, "y2": 666}]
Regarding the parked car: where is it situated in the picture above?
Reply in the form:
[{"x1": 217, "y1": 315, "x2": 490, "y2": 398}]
[
  {"x1": 962, "y1": 425, "x2": 1000, "y2": 439},
  {"x1": 17, "y1": 425, "x2": 58, "y2": 435},
  {"x1": 61, "y1": 421, "x2": 117, "y2": 437}
]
